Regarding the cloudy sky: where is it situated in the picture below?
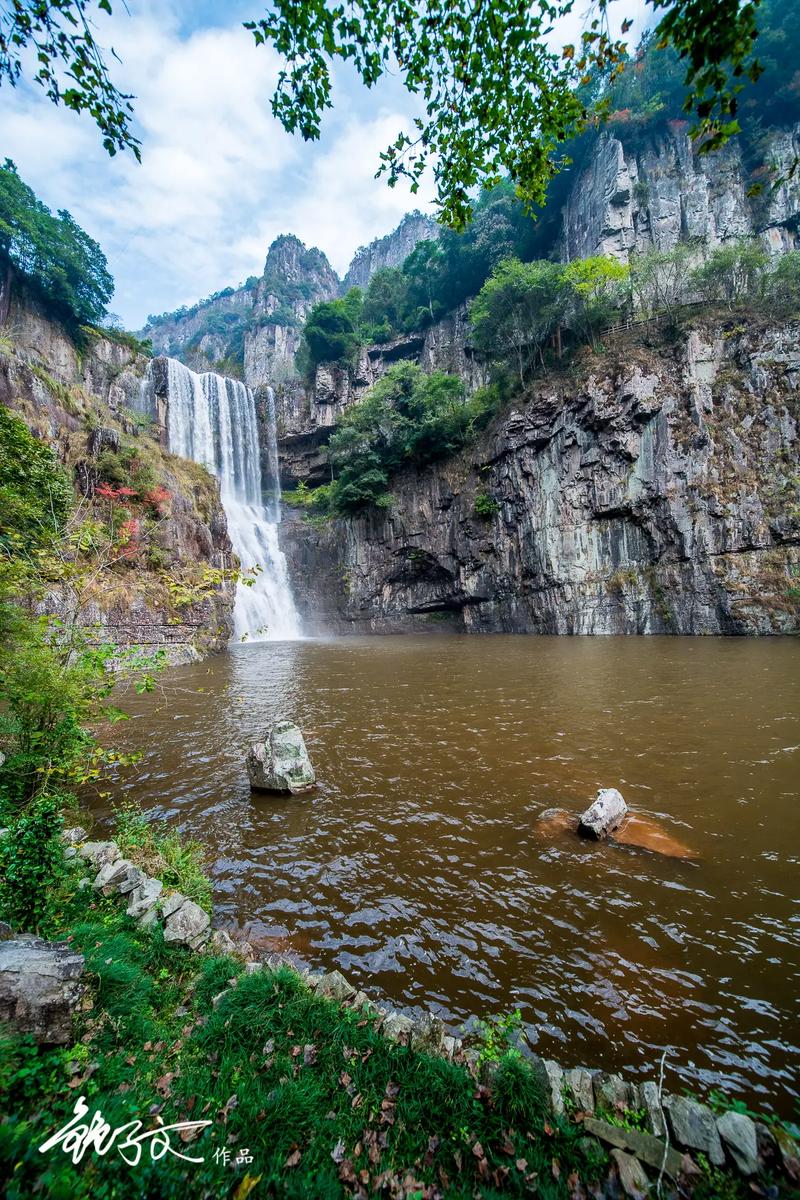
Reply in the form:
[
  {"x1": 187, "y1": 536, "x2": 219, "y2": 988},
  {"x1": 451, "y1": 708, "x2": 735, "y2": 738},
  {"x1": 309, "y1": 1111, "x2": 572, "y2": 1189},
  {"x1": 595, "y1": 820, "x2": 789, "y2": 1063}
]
[{"x1": 0, "y1": 0, "x2": 650, "y2": 328}]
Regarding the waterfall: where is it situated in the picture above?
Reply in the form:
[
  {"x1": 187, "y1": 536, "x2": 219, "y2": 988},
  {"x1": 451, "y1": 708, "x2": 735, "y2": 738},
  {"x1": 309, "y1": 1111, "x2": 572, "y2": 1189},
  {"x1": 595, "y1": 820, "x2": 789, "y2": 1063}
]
[{"x1": 161, "y1": 358, "x2": 302, "y2": 642}]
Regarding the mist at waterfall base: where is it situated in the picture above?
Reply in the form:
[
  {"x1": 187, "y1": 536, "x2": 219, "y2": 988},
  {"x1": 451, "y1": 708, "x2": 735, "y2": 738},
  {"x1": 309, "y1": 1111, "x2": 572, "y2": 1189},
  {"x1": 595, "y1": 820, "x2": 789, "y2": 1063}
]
[{"x1": 160, "y1": 359, "x2": 302, "y2": 642}]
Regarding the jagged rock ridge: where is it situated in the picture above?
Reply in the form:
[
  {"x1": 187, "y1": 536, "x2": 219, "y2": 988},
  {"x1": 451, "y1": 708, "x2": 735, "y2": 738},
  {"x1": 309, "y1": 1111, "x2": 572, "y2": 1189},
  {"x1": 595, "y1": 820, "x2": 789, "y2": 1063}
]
[
  {"x1": 142, "y1": 215, "x2": 439, "y2": 390},
  {"x1": 342, "y1": 210, "x2": 439, "y2": 291}
]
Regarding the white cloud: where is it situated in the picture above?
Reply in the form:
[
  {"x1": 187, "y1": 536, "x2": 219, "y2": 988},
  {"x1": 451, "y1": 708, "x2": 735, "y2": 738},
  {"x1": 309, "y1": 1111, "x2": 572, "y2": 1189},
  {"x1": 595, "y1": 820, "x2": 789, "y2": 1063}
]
[{"x1": 0, "y1": 0, "x2": 649, "y2": 327}]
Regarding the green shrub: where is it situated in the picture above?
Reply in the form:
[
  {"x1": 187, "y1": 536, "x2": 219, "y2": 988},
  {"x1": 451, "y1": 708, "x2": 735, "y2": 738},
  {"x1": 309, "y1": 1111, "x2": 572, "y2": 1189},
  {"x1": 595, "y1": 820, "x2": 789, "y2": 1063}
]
[
  {"x1": 281, "y1": 480, "x2": 333, "y2": 511},
  {"x1": 0, "y1": 405, "x2": 72, "y2": 559},
  {"x1": 690, "y1": 239, "x2": 769, "y2": 310},
  {"x1": 473, "y1": 490, "x2": 500, "y2": 518},
  {"x1": 326, "y1": 365, "x2": 506, "y2": 514},
  {"x1": 0, "y1": 794, "x2": 66, "y2": 931},
  {"x1": 473, "y1": 1008, "x2": 523, "y2": 1064},
  {"x1": 298, "y1": 288, "x2": 364, "y2": 375},
  {"x1": 94, "y1": 445, "x2": 158, "y2": 495},
  {"x1": 328, "y1": 363, "x2": 479, "y2": 513}
]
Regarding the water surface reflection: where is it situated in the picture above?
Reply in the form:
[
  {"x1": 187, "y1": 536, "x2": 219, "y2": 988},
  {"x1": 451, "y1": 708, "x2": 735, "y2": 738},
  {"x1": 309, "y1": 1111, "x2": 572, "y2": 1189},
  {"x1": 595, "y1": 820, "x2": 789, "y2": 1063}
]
[{"x1": 102, "y1": 636, "x2": 800, "y2": 1115}]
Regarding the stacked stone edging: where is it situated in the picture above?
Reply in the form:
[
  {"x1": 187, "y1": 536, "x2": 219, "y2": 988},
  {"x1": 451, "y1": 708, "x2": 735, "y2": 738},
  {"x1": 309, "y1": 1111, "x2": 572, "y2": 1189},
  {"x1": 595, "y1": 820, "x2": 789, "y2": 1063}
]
[{"x1": 60, "y1": 828, "x2": 800, "y2": 1192}]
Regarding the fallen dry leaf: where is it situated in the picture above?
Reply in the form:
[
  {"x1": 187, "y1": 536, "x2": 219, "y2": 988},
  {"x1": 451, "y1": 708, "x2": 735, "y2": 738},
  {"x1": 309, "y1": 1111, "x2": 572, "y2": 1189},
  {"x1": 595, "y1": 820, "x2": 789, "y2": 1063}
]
[
  {"x1": 233, "y1": 1173, "x2": 262, "y2": 1200},
  {"x1": 284, "y1": 1149, "x2": 302, "y2": 1168}
]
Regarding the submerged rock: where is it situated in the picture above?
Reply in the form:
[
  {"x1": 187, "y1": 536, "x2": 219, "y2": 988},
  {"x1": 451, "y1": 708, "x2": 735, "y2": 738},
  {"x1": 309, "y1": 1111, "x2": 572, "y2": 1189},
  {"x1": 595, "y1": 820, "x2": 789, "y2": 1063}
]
[
  {"x1": 613, "y1": 814, "x2": 698, "y2": 860},
  {"x1": 247, "y1": 720, "x2": 316, "y2": 794},
  {"x1": 536, "y1": 801, "x2": 697, "y2": 861},
  {"x1": 578, "y1": 788, "x2": 628, "y2": 839}
]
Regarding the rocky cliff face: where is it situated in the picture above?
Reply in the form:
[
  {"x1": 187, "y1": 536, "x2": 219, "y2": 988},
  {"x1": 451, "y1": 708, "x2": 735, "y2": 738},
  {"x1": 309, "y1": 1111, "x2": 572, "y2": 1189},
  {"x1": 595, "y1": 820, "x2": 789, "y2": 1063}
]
[
  {"x1": 141, "y1": 286, "x2": 257, "y2": 377},
  {"x1": 561, "y1": 123, "x2": 800, "y2": 263},
  {"x1": 143, "y1": 235, "x2": 339, "y2": 389},
  {"x1": 342, "y1": 211, "x2": 439, "y2": 291},
  {"x1": 1, "y1": 295, "x2": 235, "y2": 660},
  {"x1": 143, "y1": 215, "x2": 440, "y2": 391},
  {"x1": 282, "y1": 316, "x2": 799, "y2": 636},
  {"x1": 274, "y1": 306, "x2": 489, "y2": 486},
  {"x1": 244, "y1": 235, "x2": 340, "y2": 387}
]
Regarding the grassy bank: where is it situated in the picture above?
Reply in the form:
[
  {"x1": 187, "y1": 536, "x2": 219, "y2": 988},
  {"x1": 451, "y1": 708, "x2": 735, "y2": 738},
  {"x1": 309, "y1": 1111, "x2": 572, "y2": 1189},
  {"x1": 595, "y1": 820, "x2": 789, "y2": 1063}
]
[
  {"x1": 0, "y1": 859, "x2": 587, "y2": 1199},
  {"x1": 2, "y1": 849, "x2": 796, "y2": 1200}
]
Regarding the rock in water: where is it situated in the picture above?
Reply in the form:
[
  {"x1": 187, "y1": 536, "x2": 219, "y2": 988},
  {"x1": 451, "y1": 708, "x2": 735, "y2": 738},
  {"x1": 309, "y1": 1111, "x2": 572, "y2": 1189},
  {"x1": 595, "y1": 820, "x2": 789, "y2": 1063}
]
[
  {"x1": 578, "y1": 787, "x2": 628, "y2": 840},
  {"x1": 0, "y1": 938, "x2": 85, "y2": 1044},
  {"x1": 247, "y1": 721, "x2": 315, "y2": 794}
]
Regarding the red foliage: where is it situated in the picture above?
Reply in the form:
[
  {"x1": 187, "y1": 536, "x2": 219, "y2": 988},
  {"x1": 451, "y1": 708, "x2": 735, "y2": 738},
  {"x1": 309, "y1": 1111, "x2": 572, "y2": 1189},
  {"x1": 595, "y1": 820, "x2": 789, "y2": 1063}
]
[
  {"x1": 144, "y1": 485, "x2": 172, "y2": 515},
  {"x1": 96, "y1": 483, "x2": 139, "y2": 500},
  {"x1": 117, "y1": 517, "x2": 141, "y2": 561}
]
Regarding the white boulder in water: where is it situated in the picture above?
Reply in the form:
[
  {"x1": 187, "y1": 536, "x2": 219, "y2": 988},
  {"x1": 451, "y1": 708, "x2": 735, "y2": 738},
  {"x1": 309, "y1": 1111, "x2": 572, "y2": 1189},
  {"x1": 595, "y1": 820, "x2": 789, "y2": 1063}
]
[
  {"x1": 247, "y1": 721, "x2": 316, "y2": 794},
  {"x1": 577, "y1": 787, "x2": 627, "y2": 839}
]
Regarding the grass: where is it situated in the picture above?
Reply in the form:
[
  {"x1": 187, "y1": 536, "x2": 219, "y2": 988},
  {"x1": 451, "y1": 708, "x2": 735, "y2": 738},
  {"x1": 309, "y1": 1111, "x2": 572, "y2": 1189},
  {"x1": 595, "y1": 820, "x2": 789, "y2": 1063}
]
[
  {"x1": 0, "y1": 872, "x2": 609, "y2": 1200},
  {"x1": 1, "y1": 853, "x2": 794, "y2": 1199},
  {"x1": 111, "y1": 801, "x2": 212, "y2": 909}
]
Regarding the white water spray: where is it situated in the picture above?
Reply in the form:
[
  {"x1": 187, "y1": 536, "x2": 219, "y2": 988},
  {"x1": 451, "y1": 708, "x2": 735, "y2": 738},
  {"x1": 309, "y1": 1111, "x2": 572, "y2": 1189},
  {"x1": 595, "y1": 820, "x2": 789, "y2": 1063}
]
[{"x1": 161, "y1": 359, "x2": 302, "y2": 642}]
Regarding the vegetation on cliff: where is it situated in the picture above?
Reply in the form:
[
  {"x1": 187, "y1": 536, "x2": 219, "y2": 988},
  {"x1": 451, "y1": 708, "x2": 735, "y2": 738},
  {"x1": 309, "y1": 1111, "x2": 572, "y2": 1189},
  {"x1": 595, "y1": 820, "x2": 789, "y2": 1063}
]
[{"x1": 0, "y1": 159, "x2": 112, "y2": 333}]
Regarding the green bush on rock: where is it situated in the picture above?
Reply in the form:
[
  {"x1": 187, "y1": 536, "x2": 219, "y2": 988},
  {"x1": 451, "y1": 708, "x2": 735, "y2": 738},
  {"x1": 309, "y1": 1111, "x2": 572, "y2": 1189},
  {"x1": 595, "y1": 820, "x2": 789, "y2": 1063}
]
[{"x1": 327, "y1": 363, "x2": 502, "y2": 514}]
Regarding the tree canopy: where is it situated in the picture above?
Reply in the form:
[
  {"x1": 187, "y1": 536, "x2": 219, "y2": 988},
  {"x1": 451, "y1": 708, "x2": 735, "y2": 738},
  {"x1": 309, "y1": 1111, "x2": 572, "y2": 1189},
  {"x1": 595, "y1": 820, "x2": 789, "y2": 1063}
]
[
  {"x1": 298, "y1": 288, "x2": 364, "y2": 376},
  {"x1": 0, "y1": 158, "x2": 113, "y2": 329},
  {"x1": 326, "y1": 362, "x2": 496, "y2": 511},
  {"x1": 0, "y1": 0, "x2": 774, "y2": 229},
  {"x1": 0, "y1": 0, "x2": 139, "y2": 159}
]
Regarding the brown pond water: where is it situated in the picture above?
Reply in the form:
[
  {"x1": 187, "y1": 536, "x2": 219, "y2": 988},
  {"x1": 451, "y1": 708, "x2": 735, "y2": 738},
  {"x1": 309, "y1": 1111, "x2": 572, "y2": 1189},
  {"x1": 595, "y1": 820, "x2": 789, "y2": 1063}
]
[{"x1": 99, "y1": 636, "x2": 800, "y2": 1117}]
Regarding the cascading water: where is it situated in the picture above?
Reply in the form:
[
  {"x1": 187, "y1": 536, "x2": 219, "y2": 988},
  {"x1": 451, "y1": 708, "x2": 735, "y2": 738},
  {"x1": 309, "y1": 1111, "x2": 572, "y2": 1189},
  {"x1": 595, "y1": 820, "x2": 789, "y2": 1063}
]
[{"x1": 160, "y1": 358, "x2": 302, "y2": 642}]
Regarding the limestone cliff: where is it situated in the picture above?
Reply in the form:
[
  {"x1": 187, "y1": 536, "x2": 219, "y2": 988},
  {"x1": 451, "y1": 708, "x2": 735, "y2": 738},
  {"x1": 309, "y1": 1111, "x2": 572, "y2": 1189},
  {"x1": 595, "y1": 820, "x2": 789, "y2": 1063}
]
[
  {"x1": 143, "y1": 235, "x2": 339, "y2": 389},
  {"x1": 274, "y1": 306, "x2": 488, "y2": 487},
  {"x1": 561, "y1": 122, "x2": 800, "y2": 263},
  {"x1": 244, "y1": 235, "x2": 340, "y2": 386},
  {"x1": 143, "y1": 214, "x2": 439, "y2": 391},
  {"x1": 282, "y1": 316, "x2": 799, "y2": 636},
  {"x1": 0, "y1": 295, "x2": 235, "y2": 660},
  {"x1": 342, "y1": 211, "x2": 439, "y2": 291}
]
